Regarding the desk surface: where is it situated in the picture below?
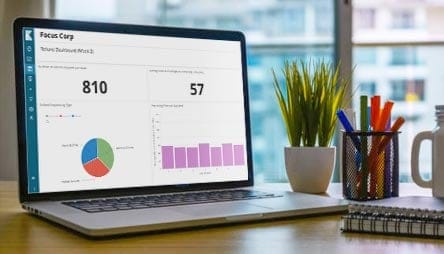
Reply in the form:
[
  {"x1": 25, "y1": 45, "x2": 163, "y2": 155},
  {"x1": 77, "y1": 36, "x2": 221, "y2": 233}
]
[{"x1": 0, "y1": 181, "x2": 443, "y2": 253}]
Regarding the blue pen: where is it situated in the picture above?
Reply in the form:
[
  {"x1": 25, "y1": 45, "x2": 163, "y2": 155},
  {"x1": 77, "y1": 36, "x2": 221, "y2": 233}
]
[
  {"x1": 337, "y1": 109, "x2": 361, "y2": 199},
  {"x1": 337, "y1": 110, "x2": 361, "y2": 151}
]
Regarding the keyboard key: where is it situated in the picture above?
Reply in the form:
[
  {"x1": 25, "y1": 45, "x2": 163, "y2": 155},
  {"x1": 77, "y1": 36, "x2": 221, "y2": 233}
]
[{"x1": 84, "y1": 208, "x2": 102, "y2": 213}]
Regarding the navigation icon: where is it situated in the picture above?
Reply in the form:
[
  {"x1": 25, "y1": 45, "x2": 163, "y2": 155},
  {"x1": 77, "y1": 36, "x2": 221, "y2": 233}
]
[
  {"x1": 25, "y1": 30, "x2": 33, "y2": 41},
  {"x1": 26, "y1": 65, "x2": 34, "y2": 74}
]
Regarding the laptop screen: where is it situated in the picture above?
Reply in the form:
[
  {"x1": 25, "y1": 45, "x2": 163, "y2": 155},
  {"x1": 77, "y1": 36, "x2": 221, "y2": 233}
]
[{"x1": 18, "y1": 24, "x2": 250, "y2": 194}]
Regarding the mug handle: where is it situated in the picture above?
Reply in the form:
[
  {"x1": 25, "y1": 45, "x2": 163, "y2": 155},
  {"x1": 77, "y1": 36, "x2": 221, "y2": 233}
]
[{"x1": 411, "y1": 131, "x2": 433, "y2": 188}]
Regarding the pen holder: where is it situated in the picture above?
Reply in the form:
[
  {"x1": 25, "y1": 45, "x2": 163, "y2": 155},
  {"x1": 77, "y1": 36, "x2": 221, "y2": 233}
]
[{"x1": 342, "y1": 131, "x2": 399, "y2": 201}]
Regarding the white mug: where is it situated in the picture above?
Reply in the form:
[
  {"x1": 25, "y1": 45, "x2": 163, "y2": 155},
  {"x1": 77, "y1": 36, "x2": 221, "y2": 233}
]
[{"x1": 411, "y1": 129, "x2": 444, "y2": 197}]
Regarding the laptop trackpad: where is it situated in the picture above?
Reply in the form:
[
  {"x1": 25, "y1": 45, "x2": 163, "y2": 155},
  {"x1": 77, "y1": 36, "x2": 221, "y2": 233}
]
[{"x1": 173, "y1": 202, "x2": 272, "y2": 217}]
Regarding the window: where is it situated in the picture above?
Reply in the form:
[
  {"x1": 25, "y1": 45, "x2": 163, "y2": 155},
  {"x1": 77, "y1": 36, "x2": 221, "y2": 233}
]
[
  {"x1": 359, "y1": 81, "x2": 376, "y2": 95},
  {"x1": 278, "y1": 8, "x2": 305, "y2": 35},
  {"x1": 390, "y1": 79, "x2": 425, "y2": 102},
  {"x1": 354, "y1": 48, "x2": 377, "y2": 65},
  {"x1": 392, "y1": 10, "x2": 415, "y2": 29},
  {"x1": 56, "y1": 0, "x2": 335, "y2": 183},
  {"x1": 216, "y1": 17, "x2": 241, "y2": 30},
  {"x1": 355, "y1": 8, "x2": 376, "y2": 29},
  {"x1": 315, "y1": 5, "x2": 333, "y2": 34},
  {"x1": 390, "y1": 47, "x2": 420, "y2": 66}
]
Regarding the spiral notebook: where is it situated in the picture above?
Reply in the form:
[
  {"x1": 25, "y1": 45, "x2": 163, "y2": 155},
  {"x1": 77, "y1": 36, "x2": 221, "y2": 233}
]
[{"x1": 341, "y1": 197, "x2": 444, "y2": 238}]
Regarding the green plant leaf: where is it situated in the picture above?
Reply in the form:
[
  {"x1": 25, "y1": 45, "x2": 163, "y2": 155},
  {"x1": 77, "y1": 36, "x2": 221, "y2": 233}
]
[{"x1": 272, "y1": 59, "x2": 350, "y2": 147}]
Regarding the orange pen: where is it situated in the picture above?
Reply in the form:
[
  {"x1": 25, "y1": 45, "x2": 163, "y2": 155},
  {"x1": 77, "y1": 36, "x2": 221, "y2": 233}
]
[
  {"x1": 375, "y1": 101, "x2": 394, "y2": 131},
  {"x1": 377, "y1": 117, "x2": 405, "y2": 153},
  {"x1": 369, "y1": 100, "x2": 393, "y2": 197},
  {"x1": 370, "y1": 96, "x2": 380, "y2": 130},
  {"x1": 369, "y1": 96, "x2": 380, "y2": 197}
]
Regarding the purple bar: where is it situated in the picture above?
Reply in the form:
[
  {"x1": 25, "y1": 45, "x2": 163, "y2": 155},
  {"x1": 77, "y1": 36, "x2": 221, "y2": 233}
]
[
  {"x1": 211, "y1": 147, "x2": 222, "y2": 166},
  {"x1": 161, "y1": 146, "x2": 174, "y2": 169},
  {"x1": 187, "y1": 147, "x2": 199, "y2": 168},
  {"x1": 233, "y1": 145, "x2": 245, "y2": 165},
  {"x1": 199, "y1": 143, "x2": 210, "y2": 167},
  {"x1": 222, "y1": 143, "x2": 233, "y2": 166},
  {"x1": 174, "y1": 147, "x2": 186, "y2": 168}
]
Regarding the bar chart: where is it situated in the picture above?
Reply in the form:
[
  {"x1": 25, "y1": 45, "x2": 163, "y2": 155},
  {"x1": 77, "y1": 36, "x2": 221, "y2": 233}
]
[{"x1": 161, "y1": 143, "x2": 245, "y2": 169}]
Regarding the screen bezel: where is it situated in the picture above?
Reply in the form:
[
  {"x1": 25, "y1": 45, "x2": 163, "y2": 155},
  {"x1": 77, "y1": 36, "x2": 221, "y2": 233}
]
[{"x1": 13, "y1": 17, "x2": 254, "y2": 203}]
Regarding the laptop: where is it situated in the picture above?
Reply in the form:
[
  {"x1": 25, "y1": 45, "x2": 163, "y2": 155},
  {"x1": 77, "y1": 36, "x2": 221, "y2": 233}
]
[{"x1": 13, "y1": 17, "x2": 348, "y2": 237}]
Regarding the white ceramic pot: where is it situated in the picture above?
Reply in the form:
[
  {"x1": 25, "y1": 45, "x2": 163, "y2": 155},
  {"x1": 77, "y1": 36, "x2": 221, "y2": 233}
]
[{"x1": 284, "y1": 146, "x2": 336, "y2": 193}]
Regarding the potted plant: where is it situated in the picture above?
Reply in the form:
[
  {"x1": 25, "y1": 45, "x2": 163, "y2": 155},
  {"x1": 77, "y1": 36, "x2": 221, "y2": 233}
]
[{"x1": 272, "y1": 60, "x2": 349, "y2": 193}]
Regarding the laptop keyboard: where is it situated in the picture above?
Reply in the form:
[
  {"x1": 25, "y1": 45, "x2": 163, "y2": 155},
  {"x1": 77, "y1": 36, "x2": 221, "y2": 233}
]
[{"x1": 62, "y1": 189, "x2": 281, "y2": 213}]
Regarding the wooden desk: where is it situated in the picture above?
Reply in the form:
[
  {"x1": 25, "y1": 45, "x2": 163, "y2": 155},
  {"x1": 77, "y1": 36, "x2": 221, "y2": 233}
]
[{"x1": 1, "y1": 181, "x2": 443, "y2": 253}]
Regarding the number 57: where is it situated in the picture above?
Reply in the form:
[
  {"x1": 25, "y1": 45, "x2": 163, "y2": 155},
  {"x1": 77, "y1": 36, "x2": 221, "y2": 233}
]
[{"x1": 190, "y1": 83, "x2": 204, "y2": 95}]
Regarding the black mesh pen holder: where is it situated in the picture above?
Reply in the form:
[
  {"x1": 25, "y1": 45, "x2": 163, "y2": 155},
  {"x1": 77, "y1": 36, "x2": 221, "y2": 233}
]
[{"x1": 342, "y1": 131, "x2": 399, "y2": 201}]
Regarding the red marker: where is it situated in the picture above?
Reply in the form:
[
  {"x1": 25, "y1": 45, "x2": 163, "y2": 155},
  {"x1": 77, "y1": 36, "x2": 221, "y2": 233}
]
[
  {"x1": 375, "y1": 101, "x2": 394, "y2": 131},
  {"x1": 370, "y1": 96, "x2": 380, "y2": 130}
]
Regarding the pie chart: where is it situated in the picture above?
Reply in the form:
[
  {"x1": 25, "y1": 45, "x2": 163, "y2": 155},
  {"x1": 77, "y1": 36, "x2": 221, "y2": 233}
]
[{"x1": 81, "y1": 138, "x2": 114, "y2": 177}]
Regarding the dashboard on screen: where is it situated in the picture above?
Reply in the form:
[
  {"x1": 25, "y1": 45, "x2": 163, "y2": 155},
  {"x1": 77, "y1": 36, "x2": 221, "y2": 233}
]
[{"x1": 21, "y1": 27, "x2": 249, "y2": 193}]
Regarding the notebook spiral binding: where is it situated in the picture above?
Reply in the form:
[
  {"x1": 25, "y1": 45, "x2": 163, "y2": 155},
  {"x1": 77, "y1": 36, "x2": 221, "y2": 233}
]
[{"x1": 341, "y1": 204, "x2": 444, "y2": 238}]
